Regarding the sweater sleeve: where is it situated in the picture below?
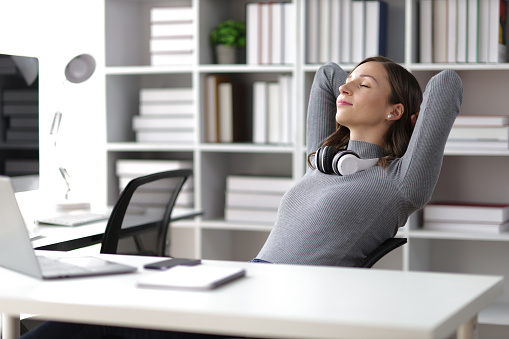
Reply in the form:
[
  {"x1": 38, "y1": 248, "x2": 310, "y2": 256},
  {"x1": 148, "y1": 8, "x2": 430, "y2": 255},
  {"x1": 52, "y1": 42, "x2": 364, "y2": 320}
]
[
  {"x1": 306, "y1": 63, "x2": 349, "y2": 155},
  {"x1": 392, "y1": 69, "x2": 463, "y2": 208}
]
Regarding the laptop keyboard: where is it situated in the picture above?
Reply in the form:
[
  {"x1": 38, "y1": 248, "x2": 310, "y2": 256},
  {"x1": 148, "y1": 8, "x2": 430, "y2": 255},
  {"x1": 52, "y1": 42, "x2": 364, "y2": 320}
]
[{"x1": 37, "y1": 212, "x2": 109, "y2": 226}]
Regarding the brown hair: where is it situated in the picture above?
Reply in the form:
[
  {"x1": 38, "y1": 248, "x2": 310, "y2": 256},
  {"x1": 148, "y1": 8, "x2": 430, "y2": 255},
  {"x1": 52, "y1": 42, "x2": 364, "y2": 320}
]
[{"x1": 309, "y1": 56, "x2": 423, "y2": 169}]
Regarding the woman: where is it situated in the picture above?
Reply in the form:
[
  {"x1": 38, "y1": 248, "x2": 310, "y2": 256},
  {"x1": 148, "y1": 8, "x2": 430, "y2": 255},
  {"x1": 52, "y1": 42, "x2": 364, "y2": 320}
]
[{"x1": 21, "y1": 57, "x2": 463, "y2": 338}]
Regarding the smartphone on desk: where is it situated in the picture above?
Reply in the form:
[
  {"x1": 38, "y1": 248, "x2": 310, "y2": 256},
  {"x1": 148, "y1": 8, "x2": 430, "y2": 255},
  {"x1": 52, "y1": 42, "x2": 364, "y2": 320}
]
[{"x1": 144, "y1": 258, "x2": 202, "y2": 270}]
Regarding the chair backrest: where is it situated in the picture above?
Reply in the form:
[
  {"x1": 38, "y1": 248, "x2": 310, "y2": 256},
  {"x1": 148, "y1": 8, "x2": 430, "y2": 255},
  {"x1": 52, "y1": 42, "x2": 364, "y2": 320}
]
[
  {"x1": 355, "y1": 237, "x2": 407, "y2": 268},
  {"x1": 100, "y1": 169, "x2": 192, "y2": 257}
]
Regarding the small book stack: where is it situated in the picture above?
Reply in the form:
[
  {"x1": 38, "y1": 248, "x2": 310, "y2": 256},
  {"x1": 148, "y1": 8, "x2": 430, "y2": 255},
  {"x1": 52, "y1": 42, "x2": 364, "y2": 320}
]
[
  {"x1": 224, "y1": 175, "x2": 294, "y2": 224},
  {"x1": 204, "y1": 75, "x2": 247, "y2": 143},
  {"x1": 306, "y1": 0, "x2": 387, "y2": 64},
  {"x1": 116, "y1": 159, "x2": 194, "y2": 208},
  {"x1": 246, "y1": 2, "x2": 296, "y2": 65},
  {"x1": 423, "y1": 202, "x2": 509, "y2": 234},
  {"x1": 150, "y1": 6, "x2": 194, "y2": 66},
  {"x1": 420, "y1": 0, "x2": 507, "y2": 63},
  {"x1": 1, "y1": 89, "x2": 38, "y2": 144},
  {"x1": 3, "y1": 158, "x2": 39, "y2": 176},
  {"x1": 446, "y1": 115, "x2": 509, "y2": 150},
  {"x1": 133, "y1": 87, "x2": 194, "y2": 143},
  {"x1": 252, "y1": 75, "x2": 293, "y2": 145}
]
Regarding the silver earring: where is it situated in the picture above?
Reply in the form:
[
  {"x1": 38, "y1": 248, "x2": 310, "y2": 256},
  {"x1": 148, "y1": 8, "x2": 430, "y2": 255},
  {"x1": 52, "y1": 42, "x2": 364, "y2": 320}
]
[{"x1": 387, "y1": 114, "x2": 392, "y2": 120}]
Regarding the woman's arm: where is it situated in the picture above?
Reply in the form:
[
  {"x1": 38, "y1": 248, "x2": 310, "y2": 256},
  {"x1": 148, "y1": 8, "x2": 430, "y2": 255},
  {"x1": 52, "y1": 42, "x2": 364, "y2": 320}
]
[
  {"x1": 306, "y1": 63, "x2": 348, "y2": 155},
  {"x1": 394, "y1": 69, "x2": 463, "y2": 208}
]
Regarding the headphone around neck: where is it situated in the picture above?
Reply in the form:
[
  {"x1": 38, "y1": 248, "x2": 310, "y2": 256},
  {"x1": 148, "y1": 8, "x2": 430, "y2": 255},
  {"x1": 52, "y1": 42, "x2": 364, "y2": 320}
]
[{"x1": 314, "y1": 146, "x2": 379, "y2": 176}]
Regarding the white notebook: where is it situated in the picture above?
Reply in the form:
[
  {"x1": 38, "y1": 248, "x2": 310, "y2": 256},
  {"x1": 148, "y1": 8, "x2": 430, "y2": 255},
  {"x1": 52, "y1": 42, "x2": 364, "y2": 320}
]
[{"x1": 137, "y1": 265, "x2": 246, "y2": 290}]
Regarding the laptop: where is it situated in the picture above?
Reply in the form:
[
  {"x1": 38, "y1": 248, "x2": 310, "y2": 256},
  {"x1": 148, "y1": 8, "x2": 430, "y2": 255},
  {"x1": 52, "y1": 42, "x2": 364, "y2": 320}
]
[{"x1": 0, "y1": 176, "x2": 137, "y2": 279}]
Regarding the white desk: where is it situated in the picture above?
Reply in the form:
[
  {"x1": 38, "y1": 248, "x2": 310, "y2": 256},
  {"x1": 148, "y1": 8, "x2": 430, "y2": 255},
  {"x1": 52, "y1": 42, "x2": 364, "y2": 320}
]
[
  {"x1": 31, "y1": 208, "x2": 202, "y2": 251},
  {"x1": 0, "y1": 253, "x2": 504, "y2": 339}
]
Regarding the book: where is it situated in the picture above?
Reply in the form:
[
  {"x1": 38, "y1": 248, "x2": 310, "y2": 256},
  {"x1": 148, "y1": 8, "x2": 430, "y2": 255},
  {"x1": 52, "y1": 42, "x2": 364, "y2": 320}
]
[
  {"x1": 341, "y1": 0, "x2": 352, "y2": 63},
  {"x1": 424, "y1": 202, "x2": 509, "y2": 223},
  {"x1": 246, "y1": 2, "x2": 261, "y2": 65},
  {"x1": 453, "y1": 115, "x2": 509, "y2": 126},
  {"x1": 225, "y1": 191, "x2": 284, "y2": 210},
  {"x1": 423, "y1": 220, "x2": 509, "y2": 234},
  {"x1": 2, "y1": 104, "x2": 38, "y2": 116},
  {"x1": 330, "y1": 0, "x2": 342, "y2": 63},
  {"x1": 260, "y1": 2, "x2": 271, "y2": 64},
  {"x1": 139, "y1": 103, "x2": 194, "y2": 115},
  {"x1": 150, "y1": 6, "x2": 193, "y2": 23},
  {"x1": 351, "y1": 0, "x2": 366, "y2": 63},
  {"x1": 467, "y1": 0, "x2": 479, "y2": 63},
  {"x1": 318, "y1": 0, "x2": 331, "y2": 63},
  {"x1": 478, "y1": 0, "x2": 490, "y2": 62},
  {"x1": 307, "y1": 0, "x2": 319, "y2": 64},
  {"x1": 4, "y1": 159, "x2": 39, "y2": 175},
  {"x1": 267, "y1": 82, "x2": 281, "y2": 144},
  {"x1": 279, "y1": 74, "x2": 293, "y2": 144},
  {"x1": 283, "y1": 2, "x2": 296, "y2": 65},
  {"x1": 135, "y1": 131, "x2": 194, "y2": 143},
  {"x1": 218, "y1": 82, "x2": 233, "y2": 143},
  {"x1": 5, "y1": 129, "x2": 38, "y2": 142},
  {"x1": 365, "y1": 0, "x2": 387, "y2": 58},
  {"x1": 140, "y1": 88, "x2": 193, "y2": 102},
  {"x1": 2, "y1": 89, "x2": 38, "y2": 101},
  {"x1": 150, "y1": 53, "x2": 194, "y2": 66},
  {"x1": 252, "y1": 81, "x2": 268, "y2": 144},
  {"x1": 445, "y1": 140, "x2": 508, "y2": 149},
  {"x1": 150, "y1": 38, "x2": 194, "y2": 53},
  {"x1": 433, "y1": 0, "x2": 448, "y2": 63},
  {"x1": 271, "y1": 2, "x2": 283, "y2": 65},
  {"x1": 150, "y1": 23, "x2": 194, "y2": 38},
  {"x1": 8, "y1": 117, "x2": 38, "y2": 128},
  {"x1": 204, "y1": 75, "x2": 231, "y2": 143},
  {"x1": 116, "y1": 159, "x2": 193, "y2": 177},
  {"x1": 420, "y1": 0, "x2": 433, "y2": 63},
  {"x1": 448, "y1": 126, "x2": 509, "y2": 141},
  {"x1": 489, "y1": 0, "x2": 507, "y2": 62},
  {"x1": 226, "y1": 175, "x2": 294, "y2": 194},
  {"x1": 137, "y1": 265, "x2": 246, "y2": 290},
  {"x1": 133, "y1": 115, "x2": 194, "y2": 130},
  {"x1": 225, "y1": 207, "x2": 278, "y2": 224},
  {"x1": 448, "y1": 0, "x2": 458, "y2": 63},
  {"x1": 457, "y1": 0, "x2": 468, "y2": 62}
]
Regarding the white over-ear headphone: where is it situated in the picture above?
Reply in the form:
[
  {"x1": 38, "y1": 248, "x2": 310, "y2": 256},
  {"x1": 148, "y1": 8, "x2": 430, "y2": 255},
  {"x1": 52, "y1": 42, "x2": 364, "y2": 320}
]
[{"x1": 314, "y1": 146, "x2": 379, "y2": 176}]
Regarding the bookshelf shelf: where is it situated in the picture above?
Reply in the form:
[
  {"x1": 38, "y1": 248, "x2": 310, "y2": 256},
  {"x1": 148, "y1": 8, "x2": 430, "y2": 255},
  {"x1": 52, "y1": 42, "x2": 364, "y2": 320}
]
[{"x1": 97, "y1": 0, "x2": 509, "y2": 333}]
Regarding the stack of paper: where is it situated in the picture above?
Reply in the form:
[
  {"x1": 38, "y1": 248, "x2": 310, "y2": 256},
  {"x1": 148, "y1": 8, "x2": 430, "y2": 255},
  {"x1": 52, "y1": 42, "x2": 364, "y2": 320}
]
[
  {"x1": 133, "y1": 87, "x2": 195, "y2": 143},
  {"x1": 116, "y1": 159, "x2": 194, "y2": 208},
  {"x1": 446, "y1": 115, "x2": 509, "y2": 150},
  {"x1": 423, "y1": 202, "x2": 509, "y2": 234},
  {"x1": 150, "y1": 6, "x2": 195, "y2": 66},
  {"x1": 224, "y1": 175, "x2": 294, "y2": 224}
]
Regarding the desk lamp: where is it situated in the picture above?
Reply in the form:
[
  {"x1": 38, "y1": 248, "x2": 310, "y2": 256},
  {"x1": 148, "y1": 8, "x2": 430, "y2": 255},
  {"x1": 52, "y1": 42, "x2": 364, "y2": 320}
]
[{"x1": 51, "y1": 54, "x2": 96, "y2": 211}]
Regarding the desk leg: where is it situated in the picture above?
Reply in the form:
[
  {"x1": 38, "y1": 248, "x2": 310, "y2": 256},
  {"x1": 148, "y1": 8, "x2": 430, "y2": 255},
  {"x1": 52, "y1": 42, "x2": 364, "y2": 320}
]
[
  {"x1": 1, "y1": 313, "x2": 20, "y2": 339},
  {"x1": 457, "y1": 316, "x2": 478, "y2": 339}
]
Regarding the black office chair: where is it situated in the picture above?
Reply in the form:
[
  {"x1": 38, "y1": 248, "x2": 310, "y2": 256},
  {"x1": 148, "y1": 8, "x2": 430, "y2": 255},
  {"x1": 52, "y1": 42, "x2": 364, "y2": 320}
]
[
  {"x1": 100, "y1": 169, "x2": 192, "y2": 257},
  {"x1": 355, "y1": 237, "x2": 408, "y2": 268}
]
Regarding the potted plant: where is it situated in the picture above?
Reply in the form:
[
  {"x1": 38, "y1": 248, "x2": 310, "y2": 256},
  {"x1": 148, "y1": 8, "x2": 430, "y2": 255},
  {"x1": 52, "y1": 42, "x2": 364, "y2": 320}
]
[{"x1": 209, "y1": 20, "x2": 246, "y2": 64}]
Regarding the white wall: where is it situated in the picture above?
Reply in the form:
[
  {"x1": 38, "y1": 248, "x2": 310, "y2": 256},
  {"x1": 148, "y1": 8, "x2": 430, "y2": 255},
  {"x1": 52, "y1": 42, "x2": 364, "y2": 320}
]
[{"x1": 0, "y1": 0, "x2": 107, "y2": 207}]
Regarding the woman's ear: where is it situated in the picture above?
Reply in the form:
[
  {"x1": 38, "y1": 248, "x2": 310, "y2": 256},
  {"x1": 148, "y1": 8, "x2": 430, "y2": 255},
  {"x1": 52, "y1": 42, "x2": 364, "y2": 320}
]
[{"x1": 388, "y1": 103, "x2": 405, "y2": 121}]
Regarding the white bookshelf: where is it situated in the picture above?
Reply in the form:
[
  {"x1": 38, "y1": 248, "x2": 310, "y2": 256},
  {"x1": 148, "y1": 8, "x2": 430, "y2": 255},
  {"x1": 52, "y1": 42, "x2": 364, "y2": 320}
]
[{"x1": 99, "y1": 0, "x2": 509, "y2": 332}]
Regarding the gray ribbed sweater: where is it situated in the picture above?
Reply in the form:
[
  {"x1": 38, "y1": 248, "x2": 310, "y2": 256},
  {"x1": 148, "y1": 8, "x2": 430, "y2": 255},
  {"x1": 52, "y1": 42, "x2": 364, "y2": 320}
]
[{"x1": 256, "y1": 63, "x2": 463, "y2": 266}]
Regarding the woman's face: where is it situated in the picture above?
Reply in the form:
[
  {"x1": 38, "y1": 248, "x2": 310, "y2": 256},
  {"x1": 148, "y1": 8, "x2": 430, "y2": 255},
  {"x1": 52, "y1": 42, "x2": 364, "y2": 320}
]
[{"x1": 336, "y1": 61, "x2": 395, "y2": 140}]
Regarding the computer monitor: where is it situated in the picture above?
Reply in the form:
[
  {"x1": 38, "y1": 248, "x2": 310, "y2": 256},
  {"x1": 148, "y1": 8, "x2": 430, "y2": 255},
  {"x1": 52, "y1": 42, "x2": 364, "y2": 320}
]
[{"x1": 0, "y1": 53, "x2": 39, "y2": 192}]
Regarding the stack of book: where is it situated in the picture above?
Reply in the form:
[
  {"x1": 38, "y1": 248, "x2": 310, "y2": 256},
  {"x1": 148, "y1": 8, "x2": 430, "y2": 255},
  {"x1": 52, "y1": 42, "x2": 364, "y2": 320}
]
[
  {"x1": 252, "y1": 75, "x2": 293, "y2": 145},
  {"x1": 150, "y1": 6, "x2": 194, "y2": 66},
  {"x1": 1, "y1": 89, "x2": 38, "y2": 143},
  {"x1": 246, "y1": 2, "x2": 295, "y2": 65},
  {"x1": 116, "y1": 159, "x2": 194, "y2": 208},
  {"x1": 133, "y1": 87, "x2": 195, "y2": 143},
  {"x1": 224, "y1": 175, "x2": 294, "y2": 224},
  {"x1": 306, "y1": 0, "x2": 387, "y2": 64},
  {"x1": 420, "y1": 0, "x2": 507, "y2": 63},
  {"x1": 3, "y1": 158, "x2": 39, "y2": 176},
  {"x1": 446, "y1": 115, "x2": 509, "y2": 150},
  {"x1": 423, "y1": 202, "x2": 509, "y2": 234},
  {"x1": 203, "y1": 75, "x2": 248, "y2": 143}
]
